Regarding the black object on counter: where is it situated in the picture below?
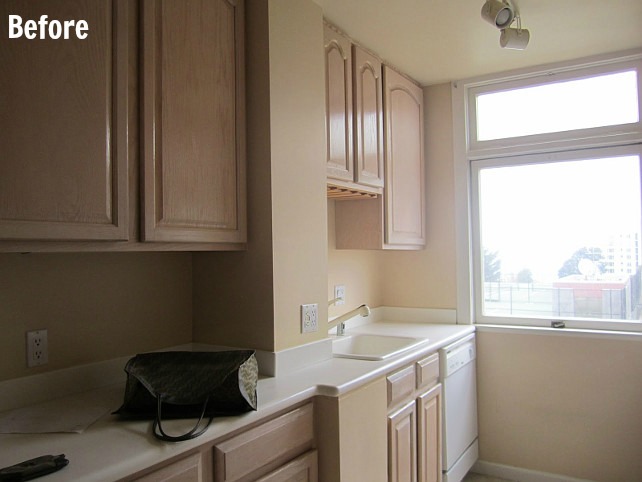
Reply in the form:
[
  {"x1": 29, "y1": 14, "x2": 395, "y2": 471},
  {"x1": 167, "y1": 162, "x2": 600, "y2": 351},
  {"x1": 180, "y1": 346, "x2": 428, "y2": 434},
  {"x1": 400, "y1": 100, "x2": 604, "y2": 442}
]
[{"x1": 0, "y1": 454, "x2": 69, "y2": 481}]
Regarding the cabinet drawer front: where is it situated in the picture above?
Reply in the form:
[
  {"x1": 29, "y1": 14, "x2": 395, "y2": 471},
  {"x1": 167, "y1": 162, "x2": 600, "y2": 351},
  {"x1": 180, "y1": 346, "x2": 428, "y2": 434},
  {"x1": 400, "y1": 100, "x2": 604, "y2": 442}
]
[
  {"x1": 416, "y1": 353, "x2": 439, "y2": 391},
  {"x1": 387, "y1": 365, "x2": 415, "y2": 409},
  {"x1": 255, "y1": 450, "x2": 318, "y2": 482},
  {"x1": 213, "y1": 404, "x2": 314, "y2": 482}
]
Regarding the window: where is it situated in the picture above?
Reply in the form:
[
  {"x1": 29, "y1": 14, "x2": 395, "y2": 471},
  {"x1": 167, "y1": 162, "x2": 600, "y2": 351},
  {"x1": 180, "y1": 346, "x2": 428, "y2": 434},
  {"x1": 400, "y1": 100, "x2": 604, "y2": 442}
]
[{"x1": 455, "y1": 52, "x2": 642, "y2": 332}]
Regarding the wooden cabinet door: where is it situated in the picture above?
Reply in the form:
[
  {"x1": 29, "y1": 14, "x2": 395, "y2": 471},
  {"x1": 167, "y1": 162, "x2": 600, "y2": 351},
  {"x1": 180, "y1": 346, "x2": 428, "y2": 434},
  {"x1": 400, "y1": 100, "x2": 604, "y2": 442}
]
[
  {"x1": 417, "y1": 384, "x2": 442, "y2": 482},
  {"x1": 142, "y1": 0, "x2": 246, "y2": 243},
  {"x1": 389, "y1": 400, "x2": 418, "y2": 482},
  {"x1": 135, "y1": 452, "x2": 208, "y2": 482},
  {"x1": 353, "y1": 45, "x2": 384, "y2": 188},
  {"x1": 256, "y1": 451, "x2": 318, "y2": 482},
  {"x1": 324, "y1": 24, "x2": 354, "y2": 183},
  {"x1": 383, "y1": 66, "x2": 425, "y2": 248},
  {"x1": 0, "y1": 0, "x2": 129, "y2": 241}
]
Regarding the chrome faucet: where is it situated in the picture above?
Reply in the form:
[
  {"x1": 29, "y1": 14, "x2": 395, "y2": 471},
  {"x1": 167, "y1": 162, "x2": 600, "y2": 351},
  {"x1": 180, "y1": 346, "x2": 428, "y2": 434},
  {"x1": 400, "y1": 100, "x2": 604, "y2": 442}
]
[{"x1": 328, "y1": 304, "x2": 370, "y2": 336}]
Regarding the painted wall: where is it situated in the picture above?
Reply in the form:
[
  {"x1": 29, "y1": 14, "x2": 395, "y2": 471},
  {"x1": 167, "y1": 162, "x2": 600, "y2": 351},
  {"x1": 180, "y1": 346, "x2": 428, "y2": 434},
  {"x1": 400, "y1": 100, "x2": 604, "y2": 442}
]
[
  {"x1": 476, "y1": 329, "x2": 642, "y2": 481},
  {"x1": 193, "y1": 0, "x2": 328, "y2": 352},
  {"x1": 0, "y1": 252, "x2": 192, "y2": 382}
]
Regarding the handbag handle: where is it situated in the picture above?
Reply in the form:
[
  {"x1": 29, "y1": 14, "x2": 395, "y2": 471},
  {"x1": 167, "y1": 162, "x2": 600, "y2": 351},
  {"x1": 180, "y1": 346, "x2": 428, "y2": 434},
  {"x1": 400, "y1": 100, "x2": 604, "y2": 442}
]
[{"x1": 152, "y1": 395, "x2": 213, "y2": 442}]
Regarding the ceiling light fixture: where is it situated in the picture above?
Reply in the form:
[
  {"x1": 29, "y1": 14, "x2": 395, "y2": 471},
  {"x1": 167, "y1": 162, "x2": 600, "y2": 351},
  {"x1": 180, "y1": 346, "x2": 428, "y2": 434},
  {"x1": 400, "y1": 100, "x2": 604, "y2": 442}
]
[
  {"x1": 481, "y1": 0, "x2": 515, "y2": 29},
  {"x1": 481, "y1": 0, "x2": 530, "y2": 50}
]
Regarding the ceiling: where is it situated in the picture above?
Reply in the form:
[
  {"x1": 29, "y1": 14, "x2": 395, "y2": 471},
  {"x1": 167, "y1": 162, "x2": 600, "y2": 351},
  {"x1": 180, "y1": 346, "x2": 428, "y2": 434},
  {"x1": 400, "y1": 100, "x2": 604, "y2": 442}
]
[{"x1": 314, "y1": 0, "x2": 642, "y2": 86}]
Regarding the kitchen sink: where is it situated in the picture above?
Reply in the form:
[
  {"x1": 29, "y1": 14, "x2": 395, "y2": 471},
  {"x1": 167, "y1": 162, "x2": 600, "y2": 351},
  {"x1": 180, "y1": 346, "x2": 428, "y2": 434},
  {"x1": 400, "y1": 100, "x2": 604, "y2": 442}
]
[{"x1": 332, "y1": 334, "x2": 429, "y2": 361}]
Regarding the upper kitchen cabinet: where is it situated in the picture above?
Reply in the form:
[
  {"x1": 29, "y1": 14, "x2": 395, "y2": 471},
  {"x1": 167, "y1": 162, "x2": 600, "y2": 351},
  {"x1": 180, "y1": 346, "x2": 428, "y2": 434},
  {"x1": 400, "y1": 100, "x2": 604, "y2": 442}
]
[
  {"x1": 382, "y1": 66, "x2": 425, "y2": 247},
  {"x1": 0, "y1": 0, "x2": 129, "y2": 242},
  {"x1": 324, "y1": 24, "x2": 354, "y2": 185},
  {"x1": 335, "y1": 65, "x2": 425, "y2": 250},
  {"x1": 0, "y1": 0, "x2": 246, "y2": 251},
  {"x1": 324, "y1": 23, "x2": 384, "y2": 198},
  {"x1": 141, "y1": 0, "x2": 246, "y2": 243}
]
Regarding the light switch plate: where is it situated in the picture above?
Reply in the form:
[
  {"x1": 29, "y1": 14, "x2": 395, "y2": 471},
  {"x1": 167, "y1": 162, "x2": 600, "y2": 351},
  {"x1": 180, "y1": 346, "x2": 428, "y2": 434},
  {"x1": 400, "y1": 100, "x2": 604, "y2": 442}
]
[{"x1": 334, "y1": 285, "x2": 346, "y2": 305}]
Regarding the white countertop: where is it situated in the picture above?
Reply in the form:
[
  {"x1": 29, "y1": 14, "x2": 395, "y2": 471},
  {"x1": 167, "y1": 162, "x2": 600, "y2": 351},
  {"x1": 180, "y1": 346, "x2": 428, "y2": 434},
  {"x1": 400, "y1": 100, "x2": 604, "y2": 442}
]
[{"x1": 0, "y1": 322, "x2": 473, "y2": 481}]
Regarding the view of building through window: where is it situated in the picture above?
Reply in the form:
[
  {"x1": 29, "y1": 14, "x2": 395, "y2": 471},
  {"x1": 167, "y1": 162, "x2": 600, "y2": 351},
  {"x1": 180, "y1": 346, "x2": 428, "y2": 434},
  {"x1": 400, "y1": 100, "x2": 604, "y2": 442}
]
[
  {"x1": 478, "y1": 156, "x2": 642, "y2": 320},
  {"x1": 472, "y1": 63, "x2": 642, "y2": 324}
]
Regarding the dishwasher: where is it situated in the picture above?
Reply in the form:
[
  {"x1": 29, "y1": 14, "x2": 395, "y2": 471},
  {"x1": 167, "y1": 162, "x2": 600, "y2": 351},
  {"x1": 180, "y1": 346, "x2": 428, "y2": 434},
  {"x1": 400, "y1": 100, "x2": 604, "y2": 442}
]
[{"x1": 440, "y1": 333, "x2": 479, "y2": 482}]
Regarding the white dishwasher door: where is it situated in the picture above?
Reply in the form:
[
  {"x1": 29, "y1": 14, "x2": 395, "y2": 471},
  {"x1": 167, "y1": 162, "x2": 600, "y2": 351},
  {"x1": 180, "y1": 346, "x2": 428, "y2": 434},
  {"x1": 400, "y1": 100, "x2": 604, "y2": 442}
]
[{"x1": 441, "y1": 338, "x2": 479, "y2": 474}]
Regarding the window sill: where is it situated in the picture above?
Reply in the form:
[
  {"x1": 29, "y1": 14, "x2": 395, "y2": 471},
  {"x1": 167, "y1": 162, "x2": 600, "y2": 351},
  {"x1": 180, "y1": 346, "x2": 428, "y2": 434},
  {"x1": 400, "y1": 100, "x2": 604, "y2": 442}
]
[{"x1": 475, "y1": 323, "x2": 642, "y2": 342}]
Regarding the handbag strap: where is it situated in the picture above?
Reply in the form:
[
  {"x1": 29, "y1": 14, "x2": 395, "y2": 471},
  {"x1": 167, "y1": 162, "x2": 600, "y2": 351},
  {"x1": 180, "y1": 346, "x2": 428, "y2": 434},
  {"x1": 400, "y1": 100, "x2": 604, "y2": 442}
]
[{"x1": 152, "y1": 395, "x2": 213, "y2": 442}]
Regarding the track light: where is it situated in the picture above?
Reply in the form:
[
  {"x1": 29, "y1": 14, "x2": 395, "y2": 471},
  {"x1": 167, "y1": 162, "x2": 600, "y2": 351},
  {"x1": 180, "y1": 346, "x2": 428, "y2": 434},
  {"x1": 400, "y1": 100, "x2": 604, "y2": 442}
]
[
  {"x1": 481, "y1": 0, "x2": 514, "y2": 29},
  {"x1": 481, "y1": 0, "x2": 530, "y2": 50}
]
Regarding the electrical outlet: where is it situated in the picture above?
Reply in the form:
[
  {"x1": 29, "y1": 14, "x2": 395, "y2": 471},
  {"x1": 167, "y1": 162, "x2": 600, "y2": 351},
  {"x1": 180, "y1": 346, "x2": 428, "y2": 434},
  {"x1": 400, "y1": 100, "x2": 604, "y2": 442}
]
[
  {"x1": 301, "y1": 304, "x2": 318, "y2": 333},
  {"x1": 334, "y1": 285, "x2": 346, "y2": 305},
  {"x1": 26, "y1": 329, "x2": 48, "y2": 367}
]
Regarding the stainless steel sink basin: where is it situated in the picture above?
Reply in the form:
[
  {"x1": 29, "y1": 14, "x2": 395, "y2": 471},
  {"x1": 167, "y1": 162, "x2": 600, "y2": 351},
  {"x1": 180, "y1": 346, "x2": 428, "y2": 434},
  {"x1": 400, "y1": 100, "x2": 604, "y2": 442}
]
[{"x1": 332, "y1": 334, "x2": 429, "y2": 361}]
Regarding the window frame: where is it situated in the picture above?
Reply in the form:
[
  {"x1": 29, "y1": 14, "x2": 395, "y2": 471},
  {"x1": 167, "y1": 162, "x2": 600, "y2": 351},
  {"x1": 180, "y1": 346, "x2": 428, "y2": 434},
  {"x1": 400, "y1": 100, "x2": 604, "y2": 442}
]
[
  {"x1": 471, "y1": 144, "x2": 642, "y2": 332},
  {"x1": 453, "y1": 49, "x2": 642, "y2": 332}
]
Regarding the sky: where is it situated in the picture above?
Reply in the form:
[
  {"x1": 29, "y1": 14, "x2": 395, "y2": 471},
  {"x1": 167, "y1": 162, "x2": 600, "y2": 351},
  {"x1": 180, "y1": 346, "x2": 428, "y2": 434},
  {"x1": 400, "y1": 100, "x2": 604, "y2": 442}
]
[{"x1": 479, "y1": 155, "x2": 641, "y2": 282}]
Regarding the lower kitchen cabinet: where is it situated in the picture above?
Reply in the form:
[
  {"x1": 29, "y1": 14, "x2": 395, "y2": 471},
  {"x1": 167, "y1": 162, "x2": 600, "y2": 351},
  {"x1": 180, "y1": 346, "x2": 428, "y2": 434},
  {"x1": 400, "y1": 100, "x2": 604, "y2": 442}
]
[
  {"x1": 388, "y1": 400, "x2": 418, "y2": 482},
  {"x1": 129, "y1": 404, "x2": 315, "y2": 482},
  {"x1": 255, "y1": 451, "x2": 318, "y2": 482},
  {"x1": 417, "y1": 384, "x2": 442, "y2": 482},
  {"x1": 387, "y1": 353, "x2": 442, "y2": 482},
  {"x1": 135, "y1": 452, "x2": 211, "y2": 482},
  {"x1": 213, "y1": 404, "x2": 315, "y2": 482}
]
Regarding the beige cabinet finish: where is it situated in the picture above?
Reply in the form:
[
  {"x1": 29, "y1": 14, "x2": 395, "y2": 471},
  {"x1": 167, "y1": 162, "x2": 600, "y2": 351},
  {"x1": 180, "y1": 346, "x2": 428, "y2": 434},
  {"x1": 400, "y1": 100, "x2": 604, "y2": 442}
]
[
  {"x1": 417, "y1": 384, "x2": 442, "y2": 482},
  {"x1": 256, "y1": 451, "x2": 318, "y2": 482},
  {"x1": 324, "y1": 23, "x2": 383, "y2": 198},
  {"x1": 213, "y1": 404, "x2": 315, "y2": 482},
  {"x1": 142, "y1": 0, "x2": 246, "y2": 243},
  {"x1": 134, "y1": 452, "x2": 210, "y2": 482},
  {"x1": 383, "y1": 66, "x2": 425, "y2": 247},
  {"x1": 334, "y1": 65, "x2": 425, "y2": 250},
  {"x1": 353, "y1": 45, "x2": 385, "y2": 188},
  {"x1": 386, "y1": 353, "x2": 442, "y2": 482},
  {"x1": 324, "y1": 24, "x2": 354, "y2": 183},
  {"x1": 389, "y1": 400, "x2": 418, "y2": 482},
  {"x1": 0, "y1": 0, "x2": 129, "y2": 241}
]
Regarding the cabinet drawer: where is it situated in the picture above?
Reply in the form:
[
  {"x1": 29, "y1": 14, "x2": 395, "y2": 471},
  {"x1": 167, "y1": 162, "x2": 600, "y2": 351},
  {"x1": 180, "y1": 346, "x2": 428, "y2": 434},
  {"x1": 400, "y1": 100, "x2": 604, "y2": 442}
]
[
  {"x1": 213, "y1": 404, "x2": 314, "y2": 482},
  {"x1": 415, "y1": 353, "x2": 439, "y2": 391},
  {"x1": 387, "y1": 365, "x2": 415, "y2": 409}
]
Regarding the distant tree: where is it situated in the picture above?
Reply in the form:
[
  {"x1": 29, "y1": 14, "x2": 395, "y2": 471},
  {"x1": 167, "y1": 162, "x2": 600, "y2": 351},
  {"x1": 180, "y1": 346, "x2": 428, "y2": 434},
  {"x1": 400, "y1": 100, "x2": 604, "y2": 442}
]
[
  {"x1": 484, "y1": 249, "x2": 501, "y2": 282},
  {"x1": 517, "y1": 268, "x2": 533, "y2": 284},
  {"x1": 557, "y1": 247, "x2": 606, "y2": 278}
]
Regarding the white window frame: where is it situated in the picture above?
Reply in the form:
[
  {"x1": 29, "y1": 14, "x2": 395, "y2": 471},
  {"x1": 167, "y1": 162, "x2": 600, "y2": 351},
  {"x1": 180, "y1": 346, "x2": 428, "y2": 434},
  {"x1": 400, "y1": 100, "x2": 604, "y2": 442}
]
[{"x1": 453, "y1": 49, "x2": 642, "y2": 332}]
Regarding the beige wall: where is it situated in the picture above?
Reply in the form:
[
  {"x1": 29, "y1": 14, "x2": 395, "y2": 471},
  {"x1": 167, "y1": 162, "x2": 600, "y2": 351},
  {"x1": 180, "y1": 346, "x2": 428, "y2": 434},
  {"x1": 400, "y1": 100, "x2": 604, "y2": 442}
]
[
  {"x1": 193, "y1": 0, "x2": 328, "y2": 352},
  {"x1": 0, "y1": 252, "x2": 192, "y2": 382},
  {"x1": 476, "y1": 330, "x2": 642, "y2": 481}
]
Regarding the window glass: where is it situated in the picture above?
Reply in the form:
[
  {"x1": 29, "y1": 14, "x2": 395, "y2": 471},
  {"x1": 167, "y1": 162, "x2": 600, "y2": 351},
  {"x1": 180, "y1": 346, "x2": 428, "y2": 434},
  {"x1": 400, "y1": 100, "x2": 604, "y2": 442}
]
[
  {"x1": 477, "y1": 154, "x2": 642, "y2": 322},
  {"x1": 476, "y1": 70, "x2": 639, "y2": 141}
]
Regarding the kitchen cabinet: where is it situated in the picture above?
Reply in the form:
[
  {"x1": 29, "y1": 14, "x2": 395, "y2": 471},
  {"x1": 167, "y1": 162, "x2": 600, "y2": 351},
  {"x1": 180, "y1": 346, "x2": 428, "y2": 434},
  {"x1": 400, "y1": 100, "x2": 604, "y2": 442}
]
[
  {"x1": 324, "y1": 23, "x2": 384, "y2": 198},
  {"x1": 135, "y1": 452, "x2": 211, "y2": 482},
  {"x1": 128, "y1": 403, "x2": 315, "y2": 482},
  {"x1": 386, "y1": 353, "x2": 442, "y2": 482},
  {"x1": 213, "y1": 403, "x2": 316, "y2": 482},
  {"x1": 0, "y1": 0, "x2": 246, "y2": 251},
  {"x1": 0, "y1": 0, "x2": 129, "y2": 242},
  {"x1": 141, "y1": 0, "x2": 246, "y2": 244},
  {"x1": 334, "y1": 65, "x2": 425, "y2": 250}
]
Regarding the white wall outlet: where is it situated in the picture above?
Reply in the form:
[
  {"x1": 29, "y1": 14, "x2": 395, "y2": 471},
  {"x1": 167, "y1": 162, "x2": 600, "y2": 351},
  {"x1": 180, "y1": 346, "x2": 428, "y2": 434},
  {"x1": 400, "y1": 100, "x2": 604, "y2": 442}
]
[
  {"x1": 301, "y1": 304, "x2": 318, "y2": 333},
  {"x1": 334, "y1": 285, "x2": 346, "y2": 305},
  {"x1": 26, "y1": 329, "x2": 48, "y2": 367}
]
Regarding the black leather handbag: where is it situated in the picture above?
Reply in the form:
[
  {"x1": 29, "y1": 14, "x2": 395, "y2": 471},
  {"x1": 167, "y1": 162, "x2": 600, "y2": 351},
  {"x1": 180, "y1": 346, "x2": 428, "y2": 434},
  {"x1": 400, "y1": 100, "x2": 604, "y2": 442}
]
[{"x1": 114, "y1": 350, "x2": 258, "y2": 442}]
